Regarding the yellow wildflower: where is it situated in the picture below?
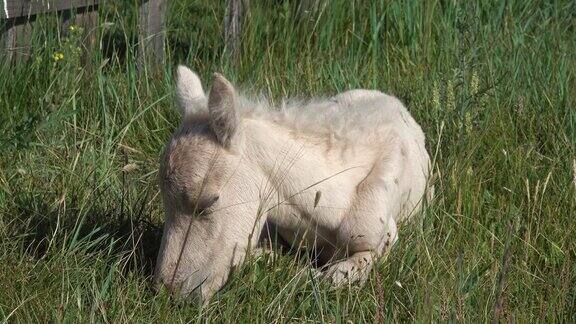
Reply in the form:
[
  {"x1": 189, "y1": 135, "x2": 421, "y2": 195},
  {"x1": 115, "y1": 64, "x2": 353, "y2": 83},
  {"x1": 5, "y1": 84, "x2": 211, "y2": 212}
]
[
  {"x1": 69, "y1": 25, "x2": 84, "y2": 34},
  {"x1": 52, "y1": 52, "x2": 64, "y2": 62}
]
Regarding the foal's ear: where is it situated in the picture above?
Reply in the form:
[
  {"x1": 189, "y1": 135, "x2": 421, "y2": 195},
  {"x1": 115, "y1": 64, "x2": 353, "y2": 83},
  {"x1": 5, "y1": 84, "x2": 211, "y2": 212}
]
[
  {"x1": 208, "y1": 73, "x2": 238, "y2": 147},
  {"x1": 176, "y1": 65, "x2": 206, "y2": 119}
]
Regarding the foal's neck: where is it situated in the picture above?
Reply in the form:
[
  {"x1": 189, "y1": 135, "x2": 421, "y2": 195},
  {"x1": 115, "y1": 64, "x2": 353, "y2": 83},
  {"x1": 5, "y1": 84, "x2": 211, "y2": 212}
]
[{"x1": 242, "y1": 118, "x2": 370, "y2": 196}]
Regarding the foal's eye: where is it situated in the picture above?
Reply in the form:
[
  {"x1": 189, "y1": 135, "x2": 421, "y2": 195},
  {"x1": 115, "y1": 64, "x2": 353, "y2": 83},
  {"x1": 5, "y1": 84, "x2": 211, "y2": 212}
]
[{"x1": 192, "y1": 195, "x2": 220, "y2": 215}]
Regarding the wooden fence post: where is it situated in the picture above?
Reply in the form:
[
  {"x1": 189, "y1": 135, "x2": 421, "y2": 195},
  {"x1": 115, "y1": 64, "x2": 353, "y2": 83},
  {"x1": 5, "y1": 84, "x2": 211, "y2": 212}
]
[
  {"x1": 224, "y1": 0, "x2": 248, "y2": 65},
  {"x1": 138, "y1": 0, "x2": 166, "y2": 69}
]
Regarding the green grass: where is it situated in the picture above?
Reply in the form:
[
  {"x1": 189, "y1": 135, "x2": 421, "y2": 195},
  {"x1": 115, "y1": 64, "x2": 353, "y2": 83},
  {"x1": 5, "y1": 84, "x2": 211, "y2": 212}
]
[{"x1": 1, "y1": 0, "x2": 575, "y2": 321}]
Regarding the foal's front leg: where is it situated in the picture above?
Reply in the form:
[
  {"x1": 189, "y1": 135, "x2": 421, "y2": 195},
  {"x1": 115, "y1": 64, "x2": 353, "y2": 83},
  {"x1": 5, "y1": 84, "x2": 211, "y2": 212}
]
[
  {"x1": 324, "y1": 215, "x2": 397, "y2": 286},
  {"x1": 323, "y1": 152, "x2": 403, "y2": 287},
  {"x1": 323, "y1": 251, "x2": 374, "y2": 286}
]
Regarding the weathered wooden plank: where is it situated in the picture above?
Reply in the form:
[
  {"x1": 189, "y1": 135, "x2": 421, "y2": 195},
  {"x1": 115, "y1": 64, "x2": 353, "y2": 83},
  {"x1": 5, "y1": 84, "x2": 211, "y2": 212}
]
[
  {"x1": 138, "y1": 0, "x2": 166, "y2": 68},
  {"x1": 297, "y1": 0, "x2": 325, "y2": 21},
  {"x1": 1, "y1": 19, "x2": 32, "y2": 65},
  {"x1": 224, "y1": 0, "x2": 248, "y2": 64},
  {"x1": 1, "y1": 0, "x2": 100, "y2": 19},
  {"x1": 61, "y1": 5, "x2": 98, "y2": 66}
]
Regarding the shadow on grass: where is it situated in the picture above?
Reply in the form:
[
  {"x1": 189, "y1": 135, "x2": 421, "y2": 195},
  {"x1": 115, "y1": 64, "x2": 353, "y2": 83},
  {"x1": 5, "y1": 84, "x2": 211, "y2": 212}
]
[
  {"x1": 8, "y1": 187, "x2": 163, "y2": 279},
  {"x1": 7, "y1": 184, "x2": 330, "y2": 297},
  {"x1": 100, "y1": 30, "x2": 194, "y2": 68}
]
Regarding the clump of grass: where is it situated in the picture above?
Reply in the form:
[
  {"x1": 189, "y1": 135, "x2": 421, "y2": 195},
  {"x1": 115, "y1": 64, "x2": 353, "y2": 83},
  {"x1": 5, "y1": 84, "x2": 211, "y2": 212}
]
[{"x1": 1, "y1": 0, "x2": 575, "y2": 321}]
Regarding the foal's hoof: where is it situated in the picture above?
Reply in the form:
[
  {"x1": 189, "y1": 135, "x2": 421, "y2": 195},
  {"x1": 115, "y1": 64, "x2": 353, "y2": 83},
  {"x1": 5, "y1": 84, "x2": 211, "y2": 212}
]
[{"x1": 321, "y1": 256, "x2": 372, "y2": 288}]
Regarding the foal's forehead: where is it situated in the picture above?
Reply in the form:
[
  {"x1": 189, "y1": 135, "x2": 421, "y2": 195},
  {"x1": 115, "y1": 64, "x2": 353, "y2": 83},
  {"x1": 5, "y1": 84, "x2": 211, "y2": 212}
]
[
  {"x1": 170, "y1": 122, "x2": 219, "y2": 149},
  {"x1": 163, "y1": 125, "x2": 220, "y2": 168}
]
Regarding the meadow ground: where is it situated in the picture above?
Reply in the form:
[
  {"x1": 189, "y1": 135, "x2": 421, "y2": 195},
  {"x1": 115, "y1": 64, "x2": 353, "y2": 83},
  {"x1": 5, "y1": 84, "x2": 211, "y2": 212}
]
[{"x1": 0, "y1": 0, "x2": 575, "y2": 322}]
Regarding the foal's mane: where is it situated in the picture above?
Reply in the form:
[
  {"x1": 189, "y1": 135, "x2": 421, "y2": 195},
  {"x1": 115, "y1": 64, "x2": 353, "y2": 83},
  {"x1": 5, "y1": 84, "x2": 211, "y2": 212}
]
[{"x1": 235, "y1": 90, "x2": 404, "y2": 143}]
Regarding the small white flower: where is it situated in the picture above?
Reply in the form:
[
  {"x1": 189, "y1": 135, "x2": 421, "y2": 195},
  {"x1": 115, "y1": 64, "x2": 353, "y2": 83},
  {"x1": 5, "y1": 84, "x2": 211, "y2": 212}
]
[{"x1": 394, "y1": 280, "x2": 403, "y2": 288}]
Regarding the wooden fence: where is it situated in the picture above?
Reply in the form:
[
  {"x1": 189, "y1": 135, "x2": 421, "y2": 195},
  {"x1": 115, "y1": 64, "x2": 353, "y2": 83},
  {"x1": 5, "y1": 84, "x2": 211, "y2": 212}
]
[
  {"x1": 0, "y1": 0, "x2": 167, "y2": 67},
  {"x1": 0, "y1": 0, "x2": 290, "y2": 68}
]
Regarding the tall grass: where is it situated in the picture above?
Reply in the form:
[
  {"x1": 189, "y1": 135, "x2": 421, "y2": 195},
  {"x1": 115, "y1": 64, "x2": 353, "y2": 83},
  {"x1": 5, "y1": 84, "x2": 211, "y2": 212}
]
[{"x1": 0, "y1": 0, "x2": 574, "y2": 321}]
